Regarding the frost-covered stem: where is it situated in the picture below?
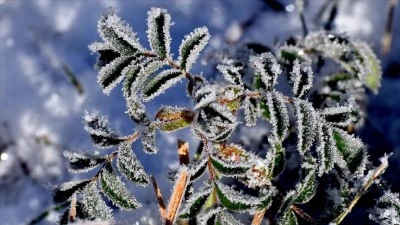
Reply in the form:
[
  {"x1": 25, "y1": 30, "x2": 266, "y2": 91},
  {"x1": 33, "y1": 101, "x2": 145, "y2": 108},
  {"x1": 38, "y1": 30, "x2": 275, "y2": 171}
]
[
  {"x1": 69, "y1": 195, "x2": 77, "y2": 222},
  {"x1": 381, "y1": 0, "x2": 397, "y2": 54},
  {"x1": 251, "y1": 208, "x2": 267, "y2": 225},
  {"x1": 290, "y1": 204, "x2": 316, "y2": 224},
  {"x1": 151, "y1": 175, "x2": 167, "y2": 220},
  {"x1": 165, "y1": 167, "x2": 189, "y2": 225},
  {"x1": 334, "y1": 159, "x2": 390, "y2": 224},
  {"x1": 123, "y1": 132, "x2": 140, "y2": 142}
]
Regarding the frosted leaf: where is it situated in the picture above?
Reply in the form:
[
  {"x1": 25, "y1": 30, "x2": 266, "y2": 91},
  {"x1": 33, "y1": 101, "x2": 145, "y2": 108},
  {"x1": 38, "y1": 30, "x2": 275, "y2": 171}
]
[
  {"x1": 215, "y1": 181, "x2": 261, "y2": 213},
  {"x1": 97, "y1": 55, "x2": 137, "y2": 95},
  {"x1": 216, "y1": 64, "x2": 243, "y2": 86},
  {"x1": 193, "y1": 103, "x2": 237, "y2": 142},
  {"x1": 243, "y1": 97, "x2": 257, "y2": 126},
  {"x1": 250, "y1": 52, "x2": 282, "y2": 90},
  {"x1": 121, "y1": 62, "x2": 142, "y2": 98},
  {"x1": 178, "y1": 27, "x2": 210, "y2": 72},
  {"x1": 128, "y1": 59, "x2": 164, "y2": 97},
  {"x1": 63, "y1": 151, "x2": 106, "y2": 173},
  {"x1": 322, "y1": 97, "x2": 355, "y2": 127},
  {"x1": 199, "y1": 207, "x2": 222, "y2": 225},
  {"x1": 294, "y1": 160, "x2": 318, "y2": 204},
  {"x1": 293, "y1": 99, "x2": 317, "y2": 155},
  {"x1": 147, "y1": 8, "x2": 172, "y2": 59},
  {"x1": 84, "y1": 111, "x2": 123, "y2": 148},
  {"x1": 217, "y1": 210, "x2": 244, "y2": 225},
  {"x1": 188, "y1": 155, "x2": 208, "y2": 182},
  {"x1": 332, "y1": 127, "x2": 365, "y2": 174},
  {"x1": 179, "y1": 185, "x2": 212, "y2": 219},
  {"x1": 142, "y1": 69, "x2": 184, "y2": 101},
  {"x1": 210, "y1": 155, "x2": 251, "y2": 178},
  {"x1": 81, "y1": 182, "x2": 113, "y2": 221},
  {"x1": 117, "y1": 142, "x2": 149, "y2": 186},
  {"x1": 267, "y1": 92, "x2": 289, "y2": 141},
  {"x1": 266, "y1": 139, "x2": 285, "y2": 179},
  {"x1": 316, "y1": 121, "x2": 337, "y2": 176},
  {"x1": 53, "y1": 179, "x2": 91, "y2": 203},
  {"x1": 193, "y1": 84, "x2": 217, "y2": 110},
  {"x1": 100, "y1": 163, "x2": 141, "y2": 210},
  {"x1": 141, "y1": 124, "x2": 158, "y2": 154},
  {"x1": 279, "y1": 210, "x2": 298, "y2": 225},
  {"x1": 290, "y1": 59, "x2": 313, "y2": 98},
  {"x1": 97, "y1": 9, "x2": 143, "y2": 54},
  {"x1": 154, "y1": 106, "x2": 195, "y2": 132},
  {"x1": 354, "y1": 41, "x2": 382, "y2": 93},
  {"x1": 277, "y1": 190, "x2": 296, "y2": 219},
  {"x1": 126, "y1": 96, "x2": 150, "y2": 125},
  {"x1": 369, "y1": 191, "x2": 400, "y2": 225},
  {"x1": 88, "y1": 42, "x2": 121, "y2": 70}
]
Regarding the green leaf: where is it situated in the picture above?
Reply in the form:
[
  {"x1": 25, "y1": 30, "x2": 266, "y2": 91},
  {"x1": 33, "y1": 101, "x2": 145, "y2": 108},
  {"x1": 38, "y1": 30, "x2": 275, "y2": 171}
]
[
  {"x1": 316, "y1": 121, "x2": 336, "y2": 176},
  {"x1": 96, "y1": 9, "x2": 142, "y2": 55},
  {"x1": 210, "y1": 155, "x2": 251, "y2": 178},
  {"x1": 267, "y1": 140, "x2": 285, "y2": 178},
  {"x1": 290, "y1": 60, "x2": 313, "y2": 98},
  {"x1": 147, "y1": 8, "x2": 171, "y2": 59},
  {"x1": 355, "y1": 42, "x2": 382, "y2": 93},
  {"x1": 142, "y1": 69, "x2": 184, "y2": 101},
  {"x1": 179, "y1": 186, "x2": 212, "y2": 219},
  {"x1": 53, "y1": 180, "x2": 91, "y2": 203},
  {"x1": 179, "y1": 27, "x2": 210, "y2": 72},
  {"x1": 243, "y1": 97, "x2": 257, "y2": 126},
  {"x1": 215, "y1": 181, "x2": 260, "y2": 213},
  {"x1": 100, "y1": 163, "x2": 141, "y2": 210},
  {"x1": 279, "y1": 210, "x2": 298, "y2": 225},
  {"x1": 332, "y1": 128, "x2": 365, "y2": 174},
  {"x1": 294, "y1": 99, "x2": 317, "y2": 155},
  {"x1": 155, "y1": 107, "x2": 195, "y2": 132},
  {"x1": 294, "y1": 165, "x2": 318, "y2": 204},
  {"x1": 117, "y1": 142, "x2": 149, "y2": 186},
  {"x1": 63, "y1": 151, "x2": 106, "y2": 173},
  {"x1": 81, "y1": 182, "x2": 114, "y2": 220},
  {"x1": 277, "y1": 190, "x2": 296, "y2": 218},
  {"x1": 267, "y1": 92, "x2": 289, "y2": 141}
]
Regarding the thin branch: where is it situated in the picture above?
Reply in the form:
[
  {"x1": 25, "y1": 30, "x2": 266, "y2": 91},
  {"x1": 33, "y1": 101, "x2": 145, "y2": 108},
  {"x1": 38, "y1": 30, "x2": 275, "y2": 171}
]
[
  {"x1": 151, "y1": 175, "x2": 167, "y2": 221},
  {"x1": 334, "y1": 158, "x2": 390, "y2": 224},
  {"x1": 178, "y1": 140, "x2": 190, "y2": 166},
  {"x1": 251, "y1": 208, "x2": 267, "y2": 225},
  {"x1": 165, "y1": 167, "x2": 189, "y2": 225},
  {"x1": 381, "y1": 0, "x2": 398, "y2": 54},
  {"x1": 27, "y1": 201, "x2": 70, "y2": 225}
]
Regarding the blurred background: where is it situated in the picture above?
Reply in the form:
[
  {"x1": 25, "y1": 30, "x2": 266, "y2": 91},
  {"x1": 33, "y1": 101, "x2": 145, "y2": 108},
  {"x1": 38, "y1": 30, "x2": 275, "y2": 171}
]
[{"x1": 0, "y1": 0, "x2": 399, "y2": 224}]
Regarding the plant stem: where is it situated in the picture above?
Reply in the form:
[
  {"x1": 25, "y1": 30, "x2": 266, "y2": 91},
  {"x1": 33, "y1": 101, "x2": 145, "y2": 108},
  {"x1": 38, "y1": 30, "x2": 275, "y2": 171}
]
[{"x1": 334, "y1": 159, "x2": 389, "y2": 224}]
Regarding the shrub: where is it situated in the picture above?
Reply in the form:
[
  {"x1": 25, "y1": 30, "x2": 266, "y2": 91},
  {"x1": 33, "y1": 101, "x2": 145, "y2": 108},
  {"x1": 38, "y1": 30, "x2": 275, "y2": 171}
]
[{"x1": 54, "y1": 7, "x2": 399, "y2": 225}]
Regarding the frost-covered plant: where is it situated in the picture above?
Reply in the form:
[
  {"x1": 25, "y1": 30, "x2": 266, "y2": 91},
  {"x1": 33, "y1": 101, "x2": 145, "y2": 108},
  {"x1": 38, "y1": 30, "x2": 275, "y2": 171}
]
[{"x1": 54, "y1": 7, "x2": 398, "y2": 225}]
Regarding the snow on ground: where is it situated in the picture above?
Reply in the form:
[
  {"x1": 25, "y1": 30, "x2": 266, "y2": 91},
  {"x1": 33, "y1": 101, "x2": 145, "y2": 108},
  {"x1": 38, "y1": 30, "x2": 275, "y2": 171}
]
[{"x1": 0, "y1": 0, "x2": 399, "y2": 224}]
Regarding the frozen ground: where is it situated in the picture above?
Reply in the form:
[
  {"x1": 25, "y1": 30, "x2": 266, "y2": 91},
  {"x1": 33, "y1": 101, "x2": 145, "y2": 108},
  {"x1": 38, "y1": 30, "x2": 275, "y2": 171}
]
[{"x1": 0, "y1": 0, "x2": 399, "y2": 224}]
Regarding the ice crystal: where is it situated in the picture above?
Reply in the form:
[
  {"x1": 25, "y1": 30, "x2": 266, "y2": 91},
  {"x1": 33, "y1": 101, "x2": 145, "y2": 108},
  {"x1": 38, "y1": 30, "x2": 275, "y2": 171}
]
[
  {"x1": 215, "y1": 181, "x2": 261, "y2": 213},
  {"x1": 369, "y1": 191, "x2": 400, "y2": 225},
  {"x1": 63, "y1": 151, "x2": 106, "y2": 173},
  {"x1": 193, "y1": 84, "x2": 217, "y2": 110},
  {"x1": 141, "y1": 124, "x2": 158, "y2": 154}
]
